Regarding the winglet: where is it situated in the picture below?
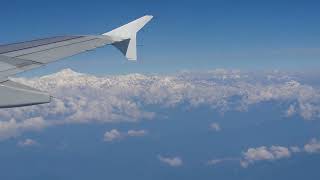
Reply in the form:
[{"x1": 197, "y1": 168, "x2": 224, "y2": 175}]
[{"x1": 103, "y1": 15, "x2": 153, "y2": 60}]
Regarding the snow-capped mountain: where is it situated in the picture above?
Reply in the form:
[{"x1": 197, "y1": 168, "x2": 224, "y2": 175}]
[{"x1": 0, "y1": 69, "x2": 318, "y2": 140}]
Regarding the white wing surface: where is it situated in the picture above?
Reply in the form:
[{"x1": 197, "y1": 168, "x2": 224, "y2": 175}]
[{"x1": 0, "y1": 15, "x2": 153, "y2": 108}]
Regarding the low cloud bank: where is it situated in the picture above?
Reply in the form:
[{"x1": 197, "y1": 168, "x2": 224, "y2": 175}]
[
  {"x1": 209, "y1": 138, "x2": 320, "y2": 168},
  {"x1": 0, "y1": 69, "x2": 319, "y2": 140}
]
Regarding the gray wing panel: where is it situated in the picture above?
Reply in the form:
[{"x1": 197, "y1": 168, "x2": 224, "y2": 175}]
[
  {"x1": 0, "y1": 80, "x2": 51, "y2": 108},
  {"x1": 15, "y1": 37, "x2": 111, "y2": 63},
  {"x1": 0, "y1": 35, "x2": 113, "y2": 79},
  {"x1": 0, "y1": 55, "x2": 43, "y2": 82},
  {"x1": 0, "y1": 36, "x2": 83, "y2": 54},
  {"x1": 2, "y1": 36, "x2": 113, "y2": 63}
]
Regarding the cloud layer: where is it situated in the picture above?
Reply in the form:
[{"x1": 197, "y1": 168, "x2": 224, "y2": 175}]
[{"x1": 0, "y1": 69, "x2": 319, "y2": 140}]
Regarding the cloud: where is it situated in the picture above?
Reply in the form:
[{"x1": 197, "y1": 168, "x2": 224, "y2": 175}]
[
  {"x1": 286, "y1": 104, "x2": 296, "y2": 117},
  {"x1": 104, "y1": 129, "x2": 122, "y2": 142},
  {"x1": 104, "y1": 129, "x2": 148, "y2": 142},
  {"x1": 158, "y1": 155, "x2": 183, "y2": 167},
  {"x1": 210, "y1": 122, "x2": 221, "y2": 132},
  {"x1": 0, "y1": 117, "x2": 48, "y2": 140},
  {"x1": 208, "y1": 138, "x2": 318, "y2": 168},
  {"x1": 240, "y1": 146, "x2": 291, "y2": 168},
  {"x1": 207, "y1": 159, "x2": 224, "y2": 165},
  {"x1": 304, "y1": 138, "x2": 320, "y2": 153},
  {"x1": 0, "y1": 69, "x2": 318, "y2": 140},
  {"x1": 17, "y1": 138, "x2": 39, "y2": 147},
  {"x1": 290, "y1": 146, "x2": 301, "y2": 153},
  {"x1": 207, "y1": 158, "x2": 238, "y2": 166},
  {"x1": 127, "y1": 130, "x2": 147, "y2": 137},
  {"x1": 270, "y1": 146, "x2": 292, "y2": 159}
]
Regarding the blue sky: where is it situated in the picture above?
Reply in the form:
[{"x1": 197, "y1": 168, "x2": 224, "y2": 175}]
[{"x1": 1, "y1": 0, "x2": 320, "y2": 75}]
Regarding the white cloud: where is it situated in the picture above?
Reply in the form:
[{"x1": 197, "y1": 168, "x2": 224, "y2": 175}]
[
  {"x1": 127, "y1": 130, "x2": 147, "y2": 137},
  {"x1": 17, "y1": 138, "x2": 39, "y2": 147},
  {"x1": 208, "y1": 138, "x2": 320, "y2": 168},
  {"x1": 104, "y1": 129, "x2": 148, "y2": 142},
  {"x1": 240, "y1": 146, "x2": 291, "y2": 168},
  {"x1": 104, "y1": 129, "x2": 122, "y2": 142},
  {"x1": 270, "y1": 146, "x2": 291, "y2": 159},
  {"x1": 243, "y1": 146, "x2": 276, "y2": 160},
  {"x1": 304, "y1": 138, "x2": 320, "y2": 153},
  {"x1": 158, "y1": 155, "x2": 183, "y2": 167},
  {"x1": 210, "y1": 122, "x2": 221, "y2": 132},
  {"x1": 0, "y1": 69, "x2": 318, "y2": 140},
  {"x1": 236, "y1": 139, "x2": 319, "y2": 168},
  {"x1": 0, "y1": 117, "x2": 48, "y2": 140}
]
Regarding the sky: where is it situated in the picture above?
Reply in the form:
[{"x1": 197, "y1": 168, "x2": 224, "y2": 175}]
[
  {"x1": 1, "y1": 0, "x2": 320, "y2": 75},
  {"x1": 0, "y1": 1, "x2": 320, "y2": 180}
]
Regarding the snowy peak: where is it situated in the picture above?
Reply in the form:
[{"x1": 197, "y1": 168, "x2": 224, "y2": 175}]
[
  {"x1": 41, "y1": 68, "x2": 83, "y2": 79},
  {"x1": 7, "y1": 69, "x2": 320, "y2": 121}
]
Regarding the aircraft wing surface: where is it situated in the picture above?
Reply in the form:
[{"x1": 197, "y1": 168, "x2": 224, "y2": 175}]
[{"x1": 0, "y1": 15, "x2": 153, "y2": 108}]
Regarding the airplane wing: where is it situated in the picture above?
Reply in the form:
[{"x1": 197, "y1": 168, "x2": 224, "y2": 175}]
[{"x1": 0, "y1": 15, "x2": 153, "y2": 108}]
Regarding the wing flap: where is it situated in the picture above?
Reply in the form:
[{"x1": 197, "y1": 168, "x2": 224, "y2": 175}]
[
  {"x1": 0, "y1": 36, "x2": 83, "y2": 54},
  {"x1": 16, "y1": 37, "x2": 111, "y2": 63},
  {"x1": 0, "y1": 36, "x2": 112, "y2": 79},
  {"x1": 0, "y1": 80, "x2": 51, "y2": 108},
  {"x1": 0, "y1": 55, "x2": 43, "y2": 82}
]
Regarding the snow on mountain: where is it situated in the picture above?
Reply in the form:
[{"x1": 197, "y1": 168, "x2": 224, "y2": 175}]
[{"x1": 0, "y1": 69, "x2": 319, "y2": 140}]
